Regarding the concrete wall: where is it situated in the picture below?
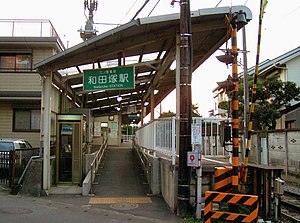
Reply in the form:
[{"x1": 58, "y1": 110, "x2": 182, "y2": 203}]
[
  {"x1": 20, "y1": 158, "x2": 43, "y2": 196},
  {"x1": 249, "y1": 129, "x2": 300, "y2": 177},
  {"x1": 160, "y1": 158, "x2": 178, "y2": 212}
]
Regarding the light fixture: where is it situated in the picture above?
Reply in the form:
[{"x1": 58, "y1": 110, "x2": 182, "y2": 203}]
[
  {"x1": 216, "y1": 52, "x2": 234, "y2": 65},
  {"x1": 117, "y1": 96, "x2": 122, "y2": 102}
]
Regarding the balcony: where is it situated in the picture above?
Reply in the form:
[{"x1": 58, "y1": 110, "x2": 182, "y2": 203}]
[{"x1": 0, "y1": 19, "x2": 65, "y2": 50}]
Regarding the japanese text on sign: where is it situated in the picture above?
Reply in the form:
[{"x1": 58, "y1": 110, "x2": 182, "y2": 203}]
[{"x1": 83, "y1": 66, "x2": 135, "y2": 91}]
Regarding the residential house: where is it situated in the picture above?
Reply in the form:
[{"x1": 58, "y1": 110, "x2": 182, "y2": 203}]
[
  {"x1": 247, "y1": 46, "x2": 300, "y2": 129},
  {"x1": 213, "y1": 46, "x2": 300, "y2": 129},
  {"x1": 0, "y1": 19, "x2": 65, "y2": 147}
]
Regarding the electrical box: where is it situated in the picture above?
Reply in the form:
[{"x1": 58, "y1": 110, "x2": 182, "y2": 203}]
[{"x1": 274, "y1": 178, "x2": 285, "y2": 195}]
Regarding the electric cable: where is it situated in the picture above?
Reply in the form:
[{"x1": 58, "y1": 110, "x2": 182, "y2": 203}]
[
  {"x1": 148, "y1": 0, "x2": 161, "y2": 17},
  {"x1": 131, "y1": 0, "x2": 151, "y2": 21},
  {"x1": 119, "y1": 0, "x2": 139, "y2": 25}
]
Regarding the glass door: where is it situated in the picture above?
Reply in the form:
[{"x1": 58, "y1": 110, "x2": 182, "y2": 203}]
[{"x1": 58, "y1": 124, "x2": 73, "y2": 182}]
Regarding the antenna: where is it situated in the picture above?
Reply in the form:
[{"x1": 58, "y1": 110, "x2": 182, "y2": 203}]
[{"x1": 78, "y1": 0, "x2": 98, "y2": 41}]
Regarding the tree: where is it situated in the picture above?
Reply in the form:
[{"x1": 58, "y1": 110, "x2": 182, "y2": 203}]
[
  {"x1": 158, "y1": 104, "x2": 202, "y2": 118},
  {"x1": 158, "y1": 110, "x2": 175, "y2": 118},
  {"x1": 218, "y1": 76, "x2": 300, "y2": 130},
  {"x1": 192, "y1": 103, "x2": 201, "y2": 117}
]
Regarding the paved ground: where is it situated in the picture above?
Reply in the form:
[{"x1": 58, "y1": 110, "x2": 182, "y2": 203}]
[{"x1": 0, "y1": 142, "x2": 182, "y2": 223}]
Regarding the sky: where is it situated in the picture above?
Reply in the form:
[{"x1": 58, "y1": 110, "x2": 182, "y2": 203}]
[{"x1": 1, "y1": 0, "x2": 299, "y2": 117}]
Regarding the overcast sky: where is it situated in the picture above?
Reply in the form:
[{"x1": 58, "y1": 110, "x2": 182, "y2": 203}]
[{"x1": 1, "y1": 0, "x2": 299, "y2": 117}]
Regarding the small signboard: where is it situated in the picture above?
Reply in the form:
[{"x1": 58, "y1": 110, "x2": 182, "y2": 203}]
[
  {"x1": 83, "y1": 66, "x2": 135, "y2": 91},
  {"x1": 191, "y1": 123, "x2": 202, "y2": 145},
  {"x1": 187, "y1": 151, "x2": 200, "y2": 167}
]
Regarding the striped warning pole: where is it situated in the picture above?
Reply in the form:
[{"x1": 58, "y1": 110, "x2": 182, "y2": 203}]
[
  {"x1": 231, "y1": 21, "x2": 240, "y2": 193},
  {"x1": 244, "y1": 0, "x2": 265, "y2": 183}
]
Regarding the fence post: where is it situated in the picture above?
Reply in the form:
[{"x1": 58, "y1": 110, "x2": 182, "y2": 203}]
[
  {"x1": 153, "y1": 121, "x2": 156, "y2": 157},
  {"x1": 172, "y1": 117, "x2": 176, "y2": 165},
  {"x1": 284, "y1": 130, "x2": 288, "y2": 179}
]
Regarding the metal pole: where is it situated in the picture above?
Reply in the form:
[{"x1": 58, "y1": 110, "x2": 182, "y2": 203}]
[
  {"x1": 177, "y1": 0, "x2": 193, "y2": 217},
  {"x1": 244, "y1": 0, "x2": 264, "y2": 183},
  {"x1": 242, "y1": 26, "x2": 249, "y2": 162},
  {"x1": 196, "y1": 145, "x2": 202, "y2": 219},
  {"x1": 231, "y1": 24, "x2": 240, "y2": 193}
]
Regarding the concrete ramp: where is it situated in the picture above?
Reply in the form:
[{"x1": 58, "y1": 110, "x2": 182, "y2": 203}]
[
  {"x1": 92, "y1": 147, "x2": 149, "y2": 197},
  {"x1": 89, "y1": 145, "x2": 181, "y2": 222}
]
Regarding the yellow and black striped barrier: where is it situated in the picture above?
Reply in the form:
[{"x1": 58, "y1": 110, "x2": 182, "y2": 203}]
[
  {"x1": 204, "y1": 191, "x2": 259, "y2": 223},
  {"x1": 214, "y1": 166, "x2": 232, "y2": 192}
]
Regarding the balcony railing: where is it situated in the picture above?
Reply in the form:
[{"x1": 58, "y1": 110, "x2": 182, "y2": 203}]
[{"x1": 0, "y1": 19, "x2": 65, "y2": 50}]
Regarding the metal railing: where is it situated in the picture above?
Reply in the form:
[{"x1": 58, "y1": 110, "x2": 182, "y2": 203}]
[
  {"x1": 0, "y1": 147, "x2": 40, "y2": 187},
  {"x1": 0, "y1": 19, "x2": 66, "y2": 50},
  {"x1": 135, "y1": 117, "x2": 176, "y2": 165},
  {"x1": 90, "y1": 137, "x2": 108, "y2": 193},
  {"x1": 121, "y1": 135, "x2": 134, "y2": 142},
  {"x1": 135, "y1": 117, "x2": 229, "y2": 165}
]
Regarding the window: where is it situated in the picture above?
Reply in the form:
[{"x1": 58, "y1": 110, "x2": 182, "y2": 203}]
[
  {"x1": 13, "y1": 109, "x2": 40, "y2": 132},
  {"x1": 0, "y1": 53, "x2": 32, "y2": 72},
  {"x1": 285, "y1": 120, "x2": 296, "y2": 129}
]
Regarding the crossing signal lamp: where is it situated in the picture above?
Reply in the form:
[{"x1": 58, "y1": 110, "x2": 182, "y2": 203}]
[{"x1": 216, "y1": 75, "x2": 235, "y2": 93}]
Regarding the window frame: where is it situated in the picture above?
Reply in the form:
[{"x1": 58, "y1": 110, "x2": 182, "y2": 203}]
[
  {"x1": 0, "y1": 51, "x2": 33, "y2": 72},
  {"x1": 13, "y1": 108, "x2": 41, "y2": 132}
]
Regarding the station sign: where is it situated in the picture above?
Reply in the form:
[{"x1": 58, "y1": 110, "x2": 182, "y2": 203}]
[{"x1": 83, "y1": 66, "x2": 135, "y2": 91}]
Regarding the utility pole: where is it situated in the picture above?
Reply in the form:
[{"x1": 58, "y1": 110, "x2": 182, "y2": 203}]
[{"x1": 177, "y1": 0, "x2": 193, "y2": 217}]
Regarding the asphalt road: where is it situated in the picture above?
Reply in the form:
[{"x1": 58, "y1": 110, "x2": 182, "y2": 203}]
[{"x1": 0, "y1": 189, "x2": 179, "y2": 223}]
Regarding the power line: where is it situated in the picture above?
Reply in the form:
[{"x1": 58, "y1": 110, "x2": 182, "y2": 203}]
[
  {"x1": 148, "y1": 0, "x2": 161, "y2": 17},
  {"x1": 119, "y1": 0, "x2": 139, "y2": 25},
  {"x1": 215, "y1": 0, "x2": 223, "y2": 7},
  {"x1": 131, "y1": 0, "x2": 151, "y2": 21}
]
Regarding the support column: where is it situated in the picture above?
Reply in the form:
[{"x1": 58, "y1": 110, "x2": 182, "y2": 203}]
[
  {"x1": 176, "y1": 33, "x2": 180, "y2": 158},
  {"x1": 42, "y1": 73, "x2": 52, "y2": 192},
  {"x1": 177, "y1": 0, "x2": 193, "y2": 217},
  {"x1": 141, "y1": 103, "x2": 144, "y2": 127},
  {"x1": 150, "y1": 88, "x2": 155, "y2": 122}
]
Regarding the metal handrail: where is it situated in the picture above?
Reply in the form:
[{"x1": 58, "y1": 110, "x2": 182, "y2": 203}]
[
  {"x1": 11, "y1": 155, "x2": 40, "y2": 195},
  {"x1": 90, "y1": 137, "x2": 108, "y2": 193}
]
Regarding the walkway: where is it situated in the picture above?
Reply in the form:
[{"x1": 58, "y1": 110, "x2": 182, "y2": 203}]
[{"x1": 88, "y1": 142, "x2": 181, "y2": 222}]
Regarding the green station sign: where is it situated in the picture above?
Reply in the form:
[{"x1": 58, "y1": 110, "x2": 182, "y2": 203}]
[{"x1": 83, "y1": 66, "x2": 135, "y2": 91}]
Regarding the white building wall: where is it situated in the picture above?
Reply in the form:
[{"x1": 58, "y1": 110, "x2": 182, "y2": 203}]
[{"x1": 286, "y1": 56, "x2": 300, "y2": 85}]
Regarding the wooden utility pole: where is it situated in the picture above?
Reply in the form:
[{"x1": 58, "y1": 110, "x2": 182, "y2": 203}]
[{"x1": 177, "y1": 0, "x2": 193, "y2": 217}]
